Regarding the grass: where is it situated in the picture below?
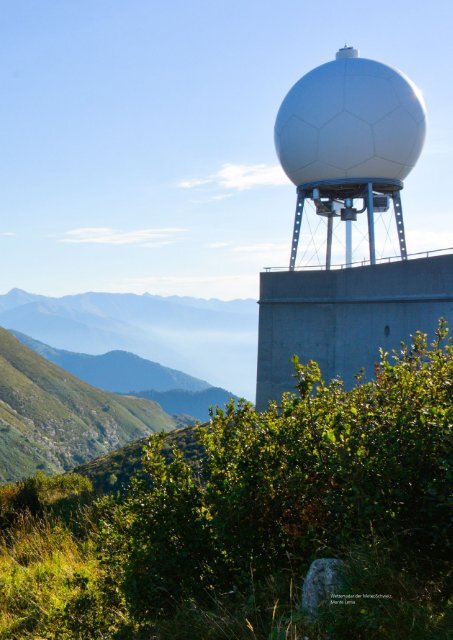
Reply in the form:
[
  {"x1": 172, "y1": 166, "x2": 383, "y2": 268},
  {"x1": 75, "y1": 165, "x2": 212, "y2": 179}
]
[
  {"x1": 0, "y1": 512, "x2": 98, "y2": 640},
  {"x1": 0, "y1": 480, "x2": 450, "y2": 639}
]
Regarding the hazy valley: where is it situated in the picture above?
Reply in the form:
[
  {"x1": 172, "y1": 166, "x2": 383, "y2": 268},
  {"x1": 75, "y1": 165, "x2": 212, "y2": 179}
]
[
  {"x1": 12, "y1": 330, "x2": 239, "y2": 422},
  {"x1": 0, "y1": 289, "x2": 258, "y2": 399}
]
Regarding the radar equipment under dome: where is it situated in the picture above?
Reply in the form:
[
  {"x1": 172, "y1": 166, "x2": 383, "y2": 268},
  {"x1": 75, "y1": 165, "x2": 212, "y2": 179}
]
[{"x1": 274, "y1": 46, "x2": 427, "y2": 270}]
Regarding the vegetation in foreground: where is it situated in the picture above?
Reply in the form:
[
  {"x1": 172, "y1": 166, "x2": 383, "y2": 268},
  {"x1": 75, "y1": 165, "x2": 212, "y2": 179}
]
[{"x1": 0, "y1": 323, "x2": 451, "y2": 639}]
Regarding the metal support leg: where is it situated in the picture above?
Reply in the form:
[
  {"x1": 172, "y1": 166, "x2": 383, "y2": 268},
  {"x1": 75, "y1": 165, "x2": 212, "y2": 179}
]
[
  {"x1": 366, "y1": 182, "x2": 376, "y2": 265},
  {"x1": 326, "y1": 214, "x2": 333, "y2": 270},
  {"x1": 345, "y1": 219, "x2": 352, "y2": 267},
  {"x1": 392, "y1": 191, "x2": 407, "y2": 260},
  {"x1": 289, "y1": 190, "x2": 305, "y2": 271}
]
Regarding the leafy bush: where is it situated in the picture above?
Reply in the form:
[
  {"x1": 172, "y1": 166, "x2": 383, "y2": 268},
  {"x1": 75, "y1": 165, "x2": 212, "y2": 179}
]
[
  {"x1": 97, "y1": 437, "x2": 219, "y2": 623},
  {"x1": 98, "y1": 322, "x2": 452, "y2": 628}
]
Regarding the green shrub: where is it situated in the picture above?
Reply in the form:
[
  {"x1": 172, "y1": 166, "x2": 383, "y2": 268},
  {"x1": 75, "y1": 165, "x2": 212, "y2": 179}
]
[
  {"x1": 97, "y1": 436, "x2": 221, "y2": 621},
  {"x1": 200, "y1": 323, "x2": 451, "y2": 574},
  {"x1": 98, "y1": 322, "x2": 452, "y2": 628}
]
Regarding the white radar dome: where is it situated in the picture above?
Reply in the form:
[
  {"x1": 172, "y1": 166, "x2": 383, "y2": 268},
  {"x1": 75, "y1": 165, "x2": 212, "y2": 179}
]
[{"x1": 274, "y1": 47, "x2": 427, "y2": 186}]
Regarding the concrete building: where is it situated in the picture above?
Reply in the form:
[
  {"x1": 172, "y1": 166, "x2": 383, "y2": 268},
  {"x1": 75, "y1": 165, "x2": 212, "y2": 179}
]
[{"x1": 256, "y1": 252, "x2": 453, "y2": 409}]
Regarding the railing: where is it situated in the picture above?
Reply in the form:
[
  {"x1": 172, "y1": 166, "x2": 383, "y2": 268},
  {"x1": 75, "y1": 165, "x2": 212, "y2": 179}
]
[{"x1": 263, "y1": 247, "x2": 453, "y2": 272}]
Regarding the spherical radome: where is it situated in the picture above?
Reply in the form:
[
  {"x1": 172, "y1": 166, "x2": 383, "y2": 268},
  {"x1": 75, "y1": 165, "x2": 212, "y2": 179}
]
[{"x1": 274, "y1": 49, "x2": 427, "y2": 186}]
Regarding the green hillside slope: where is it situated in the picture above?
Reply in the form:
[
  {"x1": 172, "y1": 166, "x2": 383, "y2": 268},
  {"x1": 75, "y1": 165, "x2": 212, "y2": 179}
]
[
  {"x1": 0, "y1": 328, "x2": 176, "y2": 482},
  {"x1": 74, "y1": 425, "x2": 203, "y2": 493}
]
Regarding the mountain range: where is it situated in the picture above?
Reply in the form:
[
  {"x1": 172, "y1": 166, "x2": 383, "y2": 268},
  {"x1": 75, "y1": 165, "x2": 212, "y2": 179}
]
[
  {"x1": 0, "y1": 289, "x2": 258, "y2": 398},
  {"x1": 10, "y1": 331, "x2": 238, "y2": 421},
  {"x1": 10, "y1": 331, "x2": 211, "y2": 393},
  {"x1": 0, "y1": 328, "x2": 176, "y2": 483}
]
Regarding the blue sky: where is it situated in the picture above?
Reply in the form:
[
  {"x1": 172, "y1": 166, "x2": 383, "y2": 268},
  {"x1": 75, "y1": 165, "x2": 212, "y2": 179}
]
[{"x1": 0, "y1": 0, "x2": 452, "y2": 299}]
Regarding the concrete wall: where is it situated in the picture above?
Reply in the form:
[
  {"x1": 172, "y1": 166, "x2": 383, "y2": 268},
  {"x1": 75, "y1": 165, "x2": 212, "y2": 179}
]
[{"x1": 256, "y1": 253, "x2": 453, "y2": 409}]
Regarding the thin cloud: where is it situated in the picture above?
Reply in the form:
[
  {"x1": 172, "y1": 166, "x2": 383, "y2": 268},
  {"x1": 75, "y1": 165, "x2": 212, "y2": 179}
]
[
  {"x1": 206, "y1": 241, "x2": 289, "y2": 263},
  {"x1": 231, "y1": 242, "x2": 290, "y2": 265},
  {"x1": 210, "y1": 193, "x2": 233, "y2": 201},
  {"x1": 232, "y1": 242, "x2": 288, "y2": 254},
  {"x1": 0, "y1": 232, "x2": 16, "y2": 237},
  {"x1": 187, "y1": 193, "x2": 234, "y2": 206},
  {"x1": 207, "y1": 241, "x2": 231, "y2": 249},
  {"x1": 178, "y1": 177, "x2": 212, "y2": 189},
  {"x1": 59, "y1": 227, "x2": 185, "y2": 246},
  {"x1": 178, "y1": 163, "x2": 288, "y2": 191}
]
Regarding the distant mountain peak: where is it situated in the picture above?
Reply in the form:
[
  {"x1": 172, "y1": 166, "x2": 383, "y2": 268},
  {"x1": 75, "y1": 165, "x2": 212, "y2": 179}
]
[{"x1": 7, "y1": 287, "x2": 31, "y2": 296}]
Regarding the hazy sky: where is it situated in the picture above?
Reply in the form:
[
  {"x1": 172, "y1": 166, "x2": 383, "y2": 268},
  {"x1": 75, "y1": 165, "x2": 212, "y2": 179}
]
[{"x1": 0, "y1": 0, "x2": 452, "y2": 299}]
